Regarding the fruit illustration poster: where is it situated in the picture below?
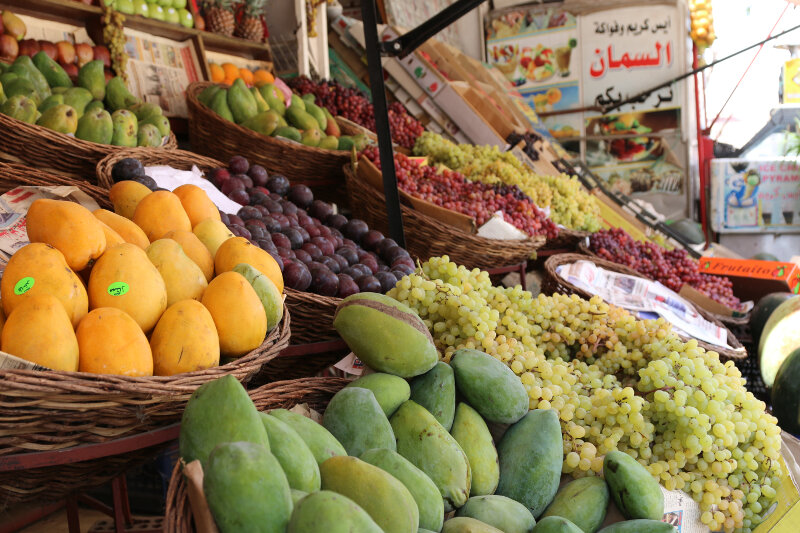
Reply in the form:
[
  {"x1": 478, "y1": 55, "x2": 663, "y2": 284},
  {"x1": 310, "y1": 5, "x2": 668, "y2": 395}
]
[{"x1": 711, "y1": 159, "x2": 800, "y2": 233}]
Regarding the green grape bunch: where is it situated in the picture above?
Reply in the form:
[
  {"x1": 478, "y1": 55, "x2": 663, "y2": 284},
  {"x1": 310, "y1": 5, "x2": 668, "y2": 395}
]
[{"x1": 388, "y1": 256, "x2": 782, "y2": 533}]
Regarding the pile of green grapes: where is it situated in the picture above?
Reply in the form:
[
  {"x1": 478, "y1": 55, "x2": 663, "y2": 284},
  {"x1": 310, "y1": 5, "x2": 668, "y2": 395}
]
[
  {"x1": 387, "y1": 256, "x2": 782, "y2": 533},
  {"x1": 413, "y1": 132, "x2": 602, "y2": 232}
]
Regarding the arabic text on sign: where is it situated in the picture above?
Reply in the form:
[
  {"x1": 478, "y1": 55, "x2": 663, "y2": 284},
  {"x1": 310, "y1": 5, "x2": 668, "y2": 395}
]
[
  {"x1": 593, "y1": 17, "x2": 671, "y2": 36},
  {"x1": 589, "y1": 42, "x2": 672, "y2": 79}
]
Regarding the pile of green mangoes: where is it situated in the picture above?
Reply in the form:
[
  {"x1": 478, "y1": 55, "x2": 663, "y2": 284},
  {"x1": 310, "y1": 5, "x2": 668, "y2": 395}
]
[
  {"x1": 177, "y1": 293, "x2": 677, "y2": 533},
  {"x1": 0, "y1": 54, "x2": 170, "y2": 147},
  {"x1": 197, "y1": 80, "x2": 369, "y2": 151}
]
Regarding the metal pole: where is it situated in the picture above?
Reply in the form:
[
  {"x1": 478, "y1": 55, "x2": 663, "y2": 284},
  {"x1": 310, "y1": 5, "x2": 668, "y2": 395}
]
[{"x1": 360, "y1": 0, "x2": 406, "y2": 248}]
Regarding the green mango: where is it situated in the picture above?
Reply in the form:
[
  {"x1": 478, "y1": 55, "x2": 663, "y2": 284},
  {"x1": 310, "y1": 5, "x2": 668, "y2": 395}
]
[
  {"x1": 322, "y1": 107, "x2": 340, "y2": 136},
  {"x1": 32, "y1": 51, "x2": 72, "y2": 88},
  {"x1": 141, "y1": 114, "x2": 171, "y2": 138},
  {"x1": 301, "y1": 93, "x2": 315, "y2": 104},
  {"x1": 137, "y1": 123, "x2": 162, "y2": 147},
  {"x1": 198, "y1": 84, "x2": 222, "y2": 107},
  {"x1": 178, "y1": 374, "x2": 270, "y2": 466},
  {"x1": 63, "y1": 87, "x2": 94, "y2": 117},
  {"x1": 250, "y1": 86, "x2": 269, "y2": 112},
  {"x1": 604, "y1": 450, "x2": 664, "y2": 521},
  {"x1": 322, "y1": 387, "x2": 395, "y2": 457},
  {"x1": 290, "y1": 489, "x2": 308, "y2": 507},
  {"x1": 270, "y1": 408, "x2": 346, "y2": 465},
  {"x1": 457, "y1": 495, "x2": 536, "y2": 533},
  {"x1": 51, "y1": 86, "x2": 69, "y2": 95},
  {"x1": 259, "y1": 83, "x2": 285, "y2": 115},
  {"x1": 37, "y1": 104, "x2": 78, "y2": 135},
  {"x1": 451, "y1": 348, "x2": 528, "y2": 424},
  {"x1": 291, "y1": 93, "x2": 306, "y2": 110},
  {"x1": 38, "y1": 94, "x2": 64, "y2": 113},
  {"x1": 305, "y1": 100, "x2": 327, "y2": 130},
  {"x1": 531, "y1": 517, "x2": 583, "y2": 533},
  {"x1": 391, "y1": 400, "x2": 471, "y2": 512},
  {"x1": 260, "y1": 413, "x2": 320, "y2": 493},
  {"x1": 360, "y1": 448, "x2": 444, "y2": 533},
  {"x1": 77, "y1": 60, "x2": 105, "y2": 101},
  {"x1": 0, "y1": 81, "x2": 6, "y2": 105},
  {"x1": 300, "y1": 127, "x2": 321, "y2": 147},
  {"x1": 287, "y1": 105, "x2": 320, "y2": 131},
  {"x1": 337, "y1": 135, "x2": 355, "y2": 151},
  {"x1": 318, "y1": 135, "x2": 339, "y2": 150},
  {"x1": 274, "y1": 125, "x2": 301, "y2": 142},
  {"x1": 410, "y1": 361, "x2": 456, "y2": 430},
  {"x1": 451, "y1": 403, "x2": 499, "y2": 496},
  {"x1": 288, "y1": 490, "x2": 383, "y2": 533},
  {"x1": 84, "y1": 100, "x2": 105, "y2": 114},
  {"x1": 277, "y1": 114, "x2": 288, "y2": 127},
  {"x1": 352, "y1": 133, "x2": 370, "y2": 150},
  {"x1": 130, "y1": 101, "x2": 163, "y2": 122},
  {"x1": 596, "y1": 520, "x2": 676, "y2": 533},
  {"x1": 419, "y1": 530, "x2": 437, "y2": 533},
  {"x1": 0, "y1": 72, "x2": 18, "y2": 87},
  {"x1": 1, "y1": 95, "x2": 39, "y2": 124},
  {"x1": 496, "y1": 409, "x2": 562, "y2": 518},
  {"x1": 4, "y1": 77, "x2": 37, "y2": 104},
  {"x1": 345, "y1": 373, "x2": 410, "y2": 418},
  {"x1": 227, "y1": 78, "x2": 257, "y2": 124},
  {"x1": 209, "y1": 89, "x2": 234, "y2": 122},
  {"x1": 105, "y1": 76, "x2": 140, "y2": 111},
  {"x1": 241, "y1": 110, "x2": 281, "y2": 136},
  {"x1": 11, "y1": 56, "x2": 50, "y2": 103},
  {"x1": 0, "y1": 61, "x2": 9, "y2": 73},
  {"x1": 231, "y1": 263, "x2": 284, "y2": 331},
  {"x1": 75, "y1": 107, "x2": 113, "y2": 144},
  {"x1": 541, "y1": 477, "x2": 609, "y2": 533},
  {"x1": 320, "y1": 455, "x2": 419, "y2": 533},
  {"x1": 442, "y1": 517, "x2": 503, "y2": 533},
  {"x1": 204, "y1": 441, "x2": 292, "y2": 533}
]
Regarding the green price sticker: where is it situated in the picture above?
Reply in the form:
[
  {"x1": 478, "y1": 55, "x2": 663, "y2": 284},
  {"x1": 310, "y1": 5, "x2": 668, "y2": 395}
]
[
  {"x1": 107, "y1": 282, "x2": 130, "y2": 296},
  {"x1": 14, "y1": 277, "x2": 34, "y2": 295}
]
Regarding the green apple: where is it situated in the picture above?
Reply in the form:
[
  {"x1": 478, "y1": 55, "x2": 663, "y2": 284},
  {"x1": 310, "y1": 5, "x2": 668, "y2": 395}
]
[
  {"x1": 178, "y1": 8, "x2": 194, "y2": 28},
  {"x1": 116, "y1": 0, "x2": 135, "y2": 14},
  {"x1": 102, "y1": 0, "x2": 116, "y2": 7},
  {"x1": 149, "y1": 4, "x2": 165, "y2": 20},
  {"x1": 145, "y1": 0, "x2": 157, "y2": 4},
  {"x1": 133, "y1": 0, "x2": 149, "y2": 16},
  {"x1": 158, "y1": 0, "x2": 171, "y2": 7},
  {"x1": 165, "y1": 7, "x2": 180, "y2": 24},
  {"x1": 173, "y1": 0, "x2": 187, "y2": 9}
]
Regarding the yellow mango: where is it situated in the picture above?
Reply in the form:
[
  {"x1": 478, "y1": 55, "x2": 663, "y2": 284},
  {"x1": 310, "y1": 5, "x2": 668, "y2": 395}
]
[
  {"x1": 133, "y1": 191, "x2": 192, "y2": 242},
  {"x1": 109, "y1": 180, "x2": 151, "y2": 219},
  {"x1": 151, "y1": 299, "x2": 220, "y2": 375},
  {"x1": 163, "y1": 230, "x2": 214, "y2": 282},
  {"x1": 1, "y1": 243, "x2": 88, "y2": 328},
  {"x1": 201, "y1": 271, "x2": 267, "y2": 357},
  {"x1": 93, "y1": 209, "x2": 150, "y2": 249},
  {"x1": 77, "y1": 308, "x2": 153, "y2": 376},
  {"x1": 1, "y1": 293, "x2": 79, "y2": 371},
  {"x1": 173, "y1": 184, "x2": 221, "y2": 228},
  {"x1": 88, "y1": 243, "x2": 168, "y2": 332},
  {"x1": 26, "y1": 199, "x2": 107, "y2": 271},
  {"x1": 98, "y1": 220, "x2": 126, "y2": 248},
  {"x1": 193, "y1": 219, "x2": 234, "y2": 259},
  {"x1": 215, "y1": 237, "x2": 284, "y2": 293},
  {"x1": 146, "y1": 239, "x2": 208, "y2": 306}
]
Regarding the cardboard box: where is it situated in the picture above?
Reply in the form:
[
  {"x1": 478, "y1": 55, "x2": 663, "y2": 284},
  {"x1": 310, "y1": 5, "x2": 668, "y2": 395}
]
[{"x1": 698, "y1": 257, "x2": 800, "y2": 302}]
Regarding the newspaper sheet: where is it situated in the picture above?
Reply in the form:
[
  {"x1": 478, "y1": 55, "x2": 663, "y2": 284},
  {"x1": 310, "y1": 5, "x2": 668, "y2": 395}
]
[{"x1": 556, "y1": 260, "x2": 730, "y2": 348}]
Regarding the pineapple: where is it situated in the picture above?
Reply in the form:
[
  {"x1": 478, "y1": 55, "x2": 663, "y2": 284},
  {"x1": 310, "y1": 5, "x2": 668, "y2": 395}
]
[
  {"x1": 204, "y1": 0, "x2": 236, "y2": 37},
  {"x1": 235, "y1": 0, "x2": 266, "y2": 42}
]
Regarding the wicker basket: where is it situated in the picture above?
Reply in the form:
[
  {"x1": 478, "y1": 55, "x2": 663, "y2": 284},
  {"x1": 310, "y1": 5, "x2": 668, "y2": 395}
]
[
  {"x1": 164, "y1": 377, "x2": 350, "y2": 533},
  {"x1": 284, "y1": 289, "x2": 340, "y2": 346},
  {"x1": 96, "y1": 147, "x2": 224, "y2": 189},
  {"x1": 344, "y1": 163, "x2": 544, "y2": 271},
  {"x1": 0, "y1": 111, "x2": 177, "y2": 182},
  {"x1": 185, "y1": 82, "x2": 350, "y2": 203},
  {"x1": 541, "y1": 253, "x2": 747, "y2": 361},
  {"x1": 541, "y1": 228, "x2": 591, "y2": 251}
]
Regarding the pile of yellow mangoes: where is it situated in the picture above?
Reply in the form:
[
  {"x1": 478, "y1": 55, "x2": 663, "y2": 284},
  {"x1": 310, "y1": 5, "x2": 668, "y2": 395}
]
[
  {"x1": 0, "y1": 180, "x2": 284, "y2": 377},
  {"x1": 690, "y1": 0, "x2": 715, "y2": 49}
]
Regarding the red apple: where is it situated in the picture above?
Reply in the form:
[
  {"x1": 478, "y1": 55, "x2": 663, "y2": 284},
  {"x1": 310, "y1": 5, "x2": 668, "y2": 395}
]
[
  {"x1": 38, "y1": 41, "x2": 58, "y2": 61},
  {"x1": 0, "y1": 13, "x2": 5, "y2": 36},
  {"x1": 75, "y1": 42, "x2": 93, "y2": 67},
  {"x1": 93, "y1": 45, "x2": 111, "y2": 68},
  {"x1": 0, "y1": 34, "x2": 18, "y2": 60},
  {"x1": 18, "y1": 39, "x2": 40, "y2": 57},
  {"x1": 61, "y1": 61, "x2": 78, "y2": 81},
  {"x1": 56, "y1": 40, "x2": 76, "y2": 64}
]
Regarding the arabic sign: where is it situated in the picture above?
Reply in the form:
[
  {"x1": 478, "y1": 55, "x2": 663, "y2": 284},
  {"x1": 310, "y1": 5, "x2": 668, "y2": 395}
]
[{"x1": 711, "y1": 159, "x2": 800, "y2": 233}]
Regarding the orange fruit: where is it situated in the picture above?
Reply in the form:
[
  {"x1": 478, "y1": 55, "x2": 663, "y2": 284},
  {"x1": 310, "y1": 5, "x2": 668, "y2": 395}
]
[
  {"x1": 209, "y1": 63, "x2": 225, "y2": 83},
  {"x1": 224, "y1": 76, "x2": 238, "y2": 86},
  {"x1": 239, "y1": 68, "x2": 254, "y2": 86},
  {"x1": 222, "y1": 63, "x2": 240, "y2": 81},
  {"x1": 254, "y1": 69, "x2": 275, "y2": 85}
]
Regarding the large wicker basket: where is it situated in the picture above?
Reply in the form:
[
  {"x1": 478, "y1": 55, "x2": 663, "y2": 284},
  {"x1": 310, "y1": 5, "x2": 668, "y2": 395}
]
[
  {"x1": 185, "y1": 82, "x2": 350, "y2": 203},
  {"x1": 541, "y1": 253, "x2": 747, "y2": 361},
  {"x1": 0, "y1": 111, "x2": 177, "y2": 182},
  {"x1": 164, "y1": 377, "x2": 350, "y2": 532},
  {"x1": 344, "y1": 162, "x2": 544, "y2": 272}
]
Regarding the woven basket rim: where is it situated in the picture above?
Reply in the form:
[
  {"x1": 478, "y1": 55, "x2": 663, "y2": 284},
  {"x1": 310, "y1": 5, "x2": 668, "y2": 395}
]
[
  {"x1": 95, "y1": 147, "x2": 225, "y2": 189},
  {"x1": 543, "y1": 253, "x2": 746, "y2": 359}
]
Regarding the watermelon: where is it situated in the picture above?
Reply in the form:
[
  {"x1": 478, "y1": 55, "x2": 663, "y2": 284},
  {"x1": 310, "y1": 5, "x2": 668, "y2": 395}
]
[
  {"x1": 771, "y1": 347, "x2": 800, "y2": 435},
  {"x1": 750, "y1": 292, "x2": 795, "y2": 347},
  {"x1": 759, "y1": 295, "x2": 800, "y2": 387}
]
